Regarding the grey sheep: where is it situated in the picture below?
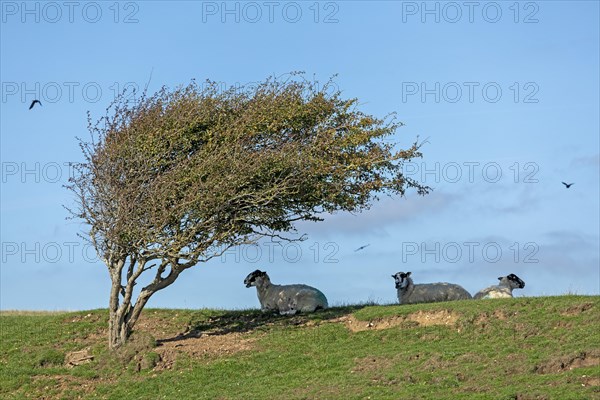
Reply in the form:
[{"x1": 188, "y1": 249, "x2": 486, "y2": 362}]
[
  {"x1": 391, "y1": 271, "x2": 472, "y2": 304},
  {"x1": 474, "y1": 274, "x2": 525, "y2": 299},
  {"x1": 244, "y1": 269, "x2": 328, "y2": 315}
]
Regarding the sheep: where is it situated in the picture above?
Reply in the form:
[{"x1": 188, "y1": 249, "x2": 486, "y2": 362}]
[
  {"x1": 474, "y1": 273, "x2": 525, "y2": 299},
  {"x1": 391, "y1": 271, "x2": 472, "y2": 304},
  {"x1": 243, "y1": 269, "x2": 328, "y2": 315}
]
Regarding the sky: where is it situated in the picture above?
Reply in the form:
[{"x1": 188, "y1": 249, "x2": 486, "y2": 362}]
[{"x1": 1, "y1": 1, "x2": 598, "y2": 311}]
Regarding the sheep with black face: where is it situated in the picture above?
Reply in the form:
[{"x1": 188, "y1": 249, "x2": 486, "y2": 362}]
[
  {"x1": 391, "y1": 271, "x2": 472, "y2": 304},
  {"x1": 474, "y1": 274, "x2": 525, "y2": 299},
  {"x1": 244, "y1": 270, "x2": 328, "y2": 315}
]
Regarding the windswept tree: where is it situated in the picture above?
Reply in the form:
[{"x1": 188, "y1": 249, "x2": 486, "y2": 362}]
[{"x1": 67, "y1": 75, "x2": 430, "y2": 349}]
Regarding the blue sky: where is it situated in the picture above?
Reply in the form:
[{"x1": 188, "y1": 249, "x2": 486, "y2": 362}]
[{"x1": 1, "y1": 1, "x2": 598, "y2": 310}]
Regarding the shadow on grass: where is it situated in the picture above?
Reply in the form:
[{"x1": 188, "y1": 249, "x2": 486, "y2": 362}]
[{"x1": 157, "y1": 304, "x2": 371, "y2": 345}]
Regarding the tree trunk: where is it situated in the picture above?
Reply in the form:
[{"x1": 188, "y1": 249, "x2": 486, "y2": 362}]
[
  {"x1": 108, "y1": 310, "x2": 131, "y2": 349},
  {"x1": 107, "y1": 275, "x2": 159, "y2": 349},
  {"x1": 107, "y1": 290, "x2": 156, "y2": 349},
  {"x1": 108, "y1": 272, "x2": 129, "y2": 349},
  {"x1": 106, "y1": 259, "x2": 182, "y2": 350},
  {"x1": 107, "y1": 261, "x2": 132, "y2": 350}
]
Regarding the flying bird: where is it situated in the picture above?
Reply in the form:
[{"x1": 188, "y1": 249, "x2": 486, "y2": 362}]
[
  {"x1": 562, "y1": 182, "x2": 574, "y2": 189},
  {"x1": 354, "y1": 244, "x2": 371, "y2": 252},
  {"x1": 29, "y1": 100, "x2": 42, "y2": 110}
]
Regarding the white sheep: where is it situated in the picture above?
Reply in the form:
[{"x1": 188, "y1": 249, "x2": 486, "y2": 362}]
[
  {"x1": 244, "y1": 269, "x2": 328, "y2": 315},
  {"x1": 474, "y1": 273, "x2": 525, "y2": 299},
  {"x1": 391, "y1": 271, "x2": 472, "y2": 304}
]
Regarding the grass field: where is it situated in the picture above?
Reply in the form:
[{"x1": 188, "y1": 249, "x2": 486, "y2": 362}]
[{"x1": 1, "y1": 296, "x2": 598, "y2": 399}]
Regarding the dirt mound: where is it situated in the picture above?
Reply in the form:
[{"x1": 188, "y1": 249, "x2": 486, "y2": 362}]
[
  {"x1": 133, "y1": 313, "x2": 260, "y2": 371},
  {"x1": 31, "y1": 374, "x2": 100, "y2": 399},
  {"x1": 408, "y1": 310, "x2": 459, "y2": 326},
  {"x1": 155, "y1": 331, "x2": 257, "y2": 370},
  {"x1": 339, "y1": 310, "x2": 459, "y2": 332},
  {"x1": 582, "y1": 376, "x2": 600, "y2": 387},
  {"x1": 560, "y1": 302, "x2": 595, "y2": 316},
  {"x1": 534, "y1": 350, "x2": 600, "y2": 374}
]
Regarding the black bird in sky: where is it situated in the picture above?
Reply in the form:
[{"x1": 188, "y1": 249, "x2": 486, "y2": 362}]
[
  {"x1": 562, "y1": 182, "x2": 574, "y2": 189},
  {"x1": 354, "y1": 244, "x2": 370, "y2": 252},
  {"x1": 29, "y1": 100, "x2": 42, "y2": 110}
]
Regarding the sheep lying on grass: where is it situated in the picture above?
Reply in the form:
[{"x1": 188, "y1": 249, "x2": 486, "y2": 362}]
[
  {"x1": 391, "y1": 271, "x2": 472, "y2": 304},
  {"x1": 474, "y1": 274, "x2": 525, "y2": 299},
  {"x1": 244, "y1": 270, "x2": 328, "y2": 315}
]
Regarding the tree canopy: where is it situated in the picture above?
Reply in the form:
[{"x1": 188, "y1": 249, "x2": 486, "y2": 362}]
[{"x1": 67, "y1": 74, "x2": 430, "y2": 348}]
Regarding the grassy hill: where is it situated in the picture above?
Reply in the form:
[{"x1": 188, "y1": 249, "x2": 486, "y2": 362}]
[{"x1": 1, "y1": 296, "x2": 598, "y2": 399}]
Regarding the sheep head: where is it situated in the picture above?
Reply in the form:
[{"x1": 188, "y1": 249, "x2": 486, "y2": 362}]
[
  {"x1": 498, "y1": 273, "x2": 525, "y2": 289},
  {"x1": 392, "y1": 271, "x2": 412, "y2": 289},
  {"x1": 244, "y1": 269, "x2": 269, "y2": 288}
]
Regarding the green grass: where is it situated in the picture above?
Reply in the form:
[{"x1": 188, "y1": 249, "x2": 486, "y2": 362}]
[{"x1": 1, "y1": 296, "x2": 599, "y2": 399}]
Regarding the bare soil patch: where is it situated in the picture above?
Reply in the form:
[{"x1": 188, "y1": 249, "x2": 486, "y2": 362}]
[
  {"x1": 341, "y1": 315, "x2": 406, "y2": 332},
  {"x1": 408, "y1": 310, "x2": 459, "y2": 326},
  {"x1": 65, "y1": 348, "x2": 94, "y2": 367},
  {"x1": 134, "y1": 312, "x2": 188, "y2": 338},
  {"x1": 62, "y1": 311, "x2": 259, "y2": 372},
  {"x1": 560, "y1": 302, "x2": 595, "y2": 316},
  {"x1": 291, "y1": 384, "x2": 347, "y2": 399},
  {"x1": 494, "y1": 309, "x2": 509, "y2": 320},
  {"x1": 133, "y1": 312, "x2": 260, "y2": 370},
  {"x1": 350, "y1": 355, "x2": 405, "y2": 386},
  {"x1": 31, "y1": 374, "x2": 106, "y2": 399},
  {"x1": 513, "y1": 394, "x2": 549, "y2": 400},
  {"x1": 534, "y1": 350, "x2": 600, "y2": 374},
  {"x1": 154, "y1": 331, "x2": 257, "y2": 370},
  {"x1": 475, "y1": 309, "x2": 517, "y2": 326},
  {"x1": 351, "y1": 355, "x2": 396, "y2": 374},
  {"x1": 339, "y1": 310, "x2": 459, "y2": 332},
  {"x1": 582, "y1": 376, "x2": 600, "y2": 387}
]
